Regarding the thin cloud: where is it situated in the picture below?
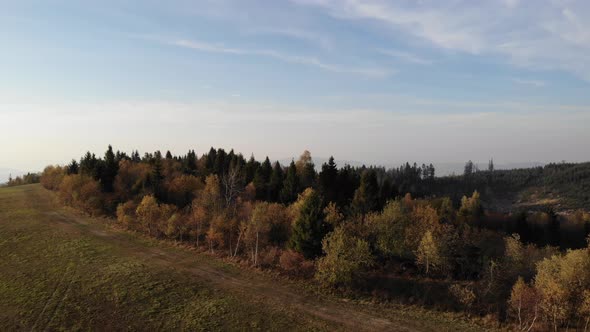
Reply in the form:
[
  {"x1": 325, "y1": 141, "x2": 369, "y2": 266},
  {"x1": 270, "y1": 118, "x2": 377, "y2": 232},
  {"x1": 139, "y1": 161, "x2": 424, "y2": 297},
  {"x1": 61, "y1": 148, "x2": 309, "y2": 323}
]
[
  {"x1": 246, "y1": 27, "x2": 333, "y2": 50},
  {"x1": 292, "y1": 0, "x2": 590, "y2": 81},
  {"x1": 377, "y1": 49, "x2": 433, "y2": 65},
  {"x1": 170, "y1": 39, "x2": 392, "y2": 78},
  {"x1": 512, "y1": 78, "x2": 547, "y2": 87}
]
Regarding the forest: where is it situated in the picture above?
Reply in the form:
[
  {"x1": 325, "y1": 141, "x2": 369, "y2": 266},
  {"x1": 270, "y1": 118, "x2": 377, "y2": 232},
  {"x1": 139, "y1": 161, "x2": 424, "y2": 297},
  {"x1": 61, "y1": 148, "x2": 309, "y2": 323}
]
[{"x1": 37, "y1": 145, "x2": 590, "y2": 331}]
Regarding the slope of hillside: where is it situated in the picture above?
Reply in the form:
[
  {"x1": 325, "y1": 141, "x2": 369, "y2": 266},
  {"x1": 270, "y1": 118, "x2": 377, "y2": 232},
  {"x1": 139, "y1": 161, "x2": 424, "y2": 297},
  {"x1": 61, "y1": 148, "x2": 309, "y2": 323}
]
[
  {"x1": 433, "y1": 162, "x2": 590, "y2": 212},
  {"x1": 0, "y1": 184, "x2": 492, "y2": 331}
]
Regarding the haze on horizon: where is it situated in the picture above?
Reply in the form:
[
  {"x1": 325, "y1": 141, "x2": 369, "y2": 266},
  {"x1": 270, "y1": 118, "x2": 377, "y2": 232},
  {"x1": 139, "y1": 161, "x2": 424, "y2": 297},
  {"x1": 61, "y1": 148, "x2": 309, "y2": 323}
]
[{"x1": 1, "y1": 0, "x2": 590, "y2": 173}]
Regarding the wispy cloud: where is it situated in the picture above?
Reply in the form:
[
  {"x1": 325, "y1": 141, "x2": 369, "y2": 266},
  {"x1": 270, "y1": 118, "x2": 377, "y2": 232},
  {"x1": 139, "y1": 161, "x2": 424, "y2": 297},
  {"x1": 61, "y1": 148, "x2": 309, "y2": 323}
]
[
  {"x1": 246, "y1": 27, "x2": 333, "y2": 50},
  {"x1": 512, "y1": 78, "x2": 546, "y2": 87},
  {"x1": 376, "y1": 49, "x2": 433, "y2": 65},
  {"x1": 292, "y1": 0, "x2": 590, "y2": 81},
  {"x1": 171, "y1": 39, "x2": 392, "y2": 78}
]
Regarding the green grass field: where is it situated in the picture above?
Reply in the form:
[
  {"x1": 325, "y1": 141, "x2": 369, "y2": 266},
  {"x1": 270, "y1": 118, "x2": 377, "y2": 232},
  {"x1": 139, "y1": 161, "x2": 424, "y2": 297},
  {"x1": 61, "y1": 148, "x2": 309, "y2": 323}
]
[{"x1": 0, "y1": 184, "x2": 496, "y2": 331}]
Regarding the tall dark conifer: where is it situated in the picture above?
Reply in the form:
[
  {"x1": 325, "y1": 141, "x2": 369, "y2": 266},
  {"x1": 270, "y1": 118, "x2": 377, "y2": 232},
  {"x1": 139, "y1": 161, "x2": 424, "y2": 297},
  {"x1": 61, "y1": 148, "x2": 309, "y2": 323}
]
[
  {"x1": 318, "y1": 156, "x2": 338, "y2": 203},
  {"x1": 280, "y1": 160, "x2": 299, "y2": 203},
  {"x1": 351, "y1": 169, "x2": 379, "y2": 215},
  {"x1": 268, "y1": 161, "x2": 284, "y2": 202},
  {"x1": 101, "y1": 145, "x2": 119, "y2": 192},
  {"x1": 289, "y1": 189, "x2": 328, "y2": 259}
]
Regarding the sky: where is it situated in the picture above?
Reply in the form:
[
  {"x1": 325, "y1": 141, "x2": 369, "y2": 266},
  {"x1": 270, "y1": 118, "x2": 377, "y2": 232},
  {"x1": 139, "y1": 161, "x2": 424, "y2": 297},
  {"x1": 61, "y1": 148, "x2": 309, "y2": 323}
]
[{"x1": 1, "y1": 0, "x2": 590, "y2": 173}]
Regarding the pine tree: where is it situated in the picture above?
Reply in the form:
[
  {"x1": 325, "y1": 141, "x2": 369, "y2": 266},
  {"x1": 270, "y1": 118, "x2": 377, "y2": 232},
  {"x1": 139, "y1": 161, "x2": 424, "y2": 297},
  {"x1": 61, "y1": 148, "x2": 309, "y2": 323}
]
[
  {"x1": 101, "y1": 145, "x2": 119, "y2": 192},
  {"x1": 205, "y1": 147, "x2": 217, "y2": 174},
  {"x1": 464, "y1": 160, "x2": 474, "y2": 177},
  {"x1": 213, "y1": 148, "x2": 227, "y2": 175},
  {"x1": 80, "y1": 152, "x2": 100, "y2": 179},
  {"x1": 280, "y1": 160, "x2": 299, "y2": 203},
  {"x1": 183, "y1": 149, "x2": 197, "y2": 175},
  {"x1": 151, "y1": 153, "x2": 164, "y2": 201},
  {"x1": 290, "y1": 189, "x2": 328, "y2": 259},
  {"x1": 131, "y1": 150, "x2": 141, "y2": 162},
  {"x1": 318, "y1": 156, "x2": 338, "y2": 203},
  {"x1": 244, "y1": 154, "x2": 260, "y2": 184},
  {"x1": 268, "y1": 162, "x2": 284, "y2": 202},
  {"x1": 351, "y1": 170, "x2": 379, "y2": 215},
  {"x1": 67, "y1": 159, "x2": 79, "y2": 175},
  {"x1": 253, "y1": 157, "x2": 272, "y2": 200}
]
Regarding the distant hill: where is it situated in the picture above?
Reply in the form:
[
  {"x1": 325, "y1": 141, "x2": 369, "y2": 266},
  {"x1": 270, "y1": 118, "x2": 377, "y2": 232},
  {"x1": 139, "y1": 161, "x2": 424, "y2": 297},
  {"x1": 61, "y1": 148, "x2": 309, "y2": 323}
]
[
  {"x1": 431, "y1": 162, "x2": 590, "y2": 212},
  {"x1": 279, "y1": 157, "x2": 544, "y2": 177}
]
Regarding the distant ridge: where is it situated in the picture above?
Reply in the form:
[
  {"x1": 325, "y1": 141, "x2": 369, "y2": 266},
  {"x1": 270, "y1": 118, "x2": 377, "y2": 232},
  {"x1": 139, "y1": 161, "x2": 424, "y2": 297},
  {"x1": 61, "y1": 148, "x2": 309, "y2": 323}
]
[{"x1": 278, "y1": 157, "x2": 545, "y2": 177}]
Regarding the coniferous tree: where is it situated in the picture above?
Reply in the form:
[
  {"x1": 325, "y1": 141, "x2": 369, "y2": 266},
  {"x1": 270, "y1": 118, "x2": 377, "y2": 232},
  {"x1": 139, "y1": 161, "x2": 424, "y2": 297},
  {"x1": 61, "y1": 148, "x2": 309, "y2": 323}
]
[
  {"x1": 151, "y1": 153, "x2": 164, "y2": 201},
  {"x1": 80, "y1": 152, "x2": 99, "y2": 179},
  {"x1": 290, "y1": 189, "x2": 328, "y2": 259},
  {"x1": 336, "y1": 165, "x2": 360, "y2": 207},
  {"x1": 101, "y1": 145, "x2": 119, "y2": 192},
  {"x1": 351, "y1": 169, "x2": 379, "y2": 215},
  {"x1": 213, "y1": 148, "x2": 227, "y2": 175},
  {"x1": 205, "y1": 147, "x2": 217, "y2": 174},
  {"x1": 131, "y1": 150, "x2": 141, "y2": 162},
  {"x1": 183, "y1": 149, "x2": 197, "y2": 175},
  {"x1": 268, "y1": 161, "x2": 284, "y2": 202},
  {"x1": 67, "y1": 159, "x2": 79, "y2": 175},
  {"x1": 244, "y1": 154, "x2": 260, "y2": 184},
  {"x1": 318, "y1": 156, "x2": 338, "y2": 203},
  {"x1": 280, "y1": 160, "x2": 299, "y2": 203},
  {"x1": 464, "y1": 160, "x2": 474, "y2": 177},
  {"x1": 253, "y1": 157, "x2": 272, "y2": 200}
]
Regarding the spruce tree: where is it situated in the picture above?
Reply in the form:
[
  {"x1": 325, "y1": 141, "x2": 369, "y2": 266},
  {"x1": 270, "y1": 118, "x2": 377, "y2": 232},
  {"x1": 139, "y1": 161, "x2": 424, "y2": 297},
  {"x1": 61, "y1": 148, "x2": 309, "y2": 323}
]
[
  {"x1": 151, "y1": 153, "x2": 164, "y2": 201},
  {"x1": 213, "y1": 148, "x2": 227, "y2": 175},
  {"x1": 131, "y1": 150, "x2": 141, "y2": 163},
  {"x1": 205, "y1": 147, "x2": 217, "y2": 174},
  {"x1": 289, "y1": 189, "x2": 328, "y2": 259},
  {"x1": 351, "y1": 169, "x2": 379, "y2": 215},
  {"x1": 101, "y1": 145, "x2": 119, "y2": 192},
  {"x1": 244, "y1": 154, "x2": 260, "y2": 184},
  {"x1": 318, "y1": 156, "x2": 338, "y2": 203},
  {"x1": 67, "y1": 159, "x2": 79, "y2": 175},
  {"x1": 280, "y1": 160, "x2": 299, "y2": 203},
  {"x1": 253, "y1": 157, "x2": 272, "y2": 200},
  {"x1": 268, "y1": 161, "x2": 284, "y2": 202},
  {"x1": 183, "y1": 149, "x2": 197, "y2": 175}
]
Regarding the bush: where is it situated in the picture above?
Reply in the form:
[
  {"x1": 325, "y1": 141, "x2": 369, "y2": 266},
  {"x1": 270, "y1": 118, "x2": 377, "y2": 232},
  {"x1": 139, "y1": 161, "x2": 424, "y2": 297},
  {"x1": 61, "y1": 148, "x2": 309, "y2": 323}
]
[
  {"x1": 315, "y1": 227, "x2": 374, "y2": 288},
  {"x1": 259, "y1": 247, "x2": 281, "y2": 268},
  {"x1": 41, "y1": 165, "x2": 65, "y2": 190},
  {"x1": 117, "y1": 200, "x2": 138, "y2": 230},
  {"x1": 449, "y1": 284, "x2": 476, "y2": 312},
  {"x1": 280, "y1": 250, "x2": 313, "y2": 277},
  {"x1": 58, "y1": 174, "x2": 103, "y2": 215}
]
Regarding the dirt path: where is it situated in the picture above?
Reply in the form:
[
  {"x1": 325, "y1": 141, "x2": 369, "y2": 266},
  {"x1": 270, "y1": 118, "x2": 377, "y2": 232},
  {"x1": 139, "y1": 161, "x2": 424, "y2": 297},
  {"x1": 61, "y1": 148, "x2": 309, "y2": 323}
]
[{"x1": 20, "y1": 186, "x2": 470, "y2": 332}]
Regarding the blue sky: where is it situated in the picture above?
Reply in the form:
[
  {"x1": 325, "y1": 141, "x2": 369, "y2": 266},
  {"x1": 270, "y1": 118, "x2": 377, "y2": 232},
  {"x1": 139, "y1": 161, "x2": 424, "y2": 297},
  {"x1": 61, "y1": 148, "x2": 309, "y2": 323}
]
[{"x1": 1, "y1": 0, "x2": 590, "y2": 172}]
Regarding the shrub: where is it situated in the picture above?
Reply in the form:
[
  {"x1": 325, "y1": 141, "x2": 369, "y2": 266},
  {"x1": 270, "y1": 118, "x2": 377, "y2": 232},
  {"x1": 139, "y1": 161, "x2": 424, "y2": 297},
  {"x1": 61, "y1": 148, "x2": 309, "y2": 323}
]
[
  {"x1": 315, "y1": 227, "x2": 374, "y2": 288},
  {"x1": 259, "y1": 247, "x2": 281, "y2": 268},
  {"x1": 279, "y1": 250, "x2": 305, "y2": 276},
  {"x1": 41, "y1": 165, "x2": 65, "y2": 190},
  {"x1": 449, "y1": 284, "x2": 476, "y2": 312},
  {"x1": 116, "y1": 200, "x2": 138, "y2": 230}
]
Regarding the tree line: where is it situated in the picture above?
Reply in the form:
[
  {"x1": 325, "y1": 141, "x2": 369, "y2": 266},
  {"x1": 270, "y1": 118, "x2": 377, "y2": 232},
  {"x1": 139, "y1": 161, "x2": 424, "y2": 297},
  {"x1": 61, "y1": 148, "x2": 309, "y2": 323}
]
[{"x1": 38, "y1": 145, "x2": 590, "y2": 331}]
